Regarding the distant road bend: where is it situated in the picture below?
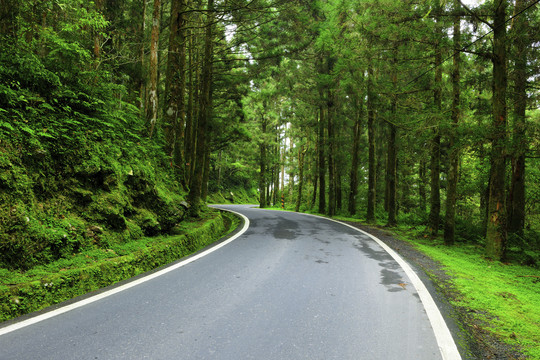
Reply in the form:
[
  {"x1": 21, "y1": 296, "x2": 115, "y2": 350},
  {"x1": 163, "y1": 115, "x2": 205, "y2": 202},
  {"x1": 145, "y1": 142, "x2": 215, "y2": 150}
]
[{"x1": 0, "y1": 205, "x2": 462, "y2": 359}]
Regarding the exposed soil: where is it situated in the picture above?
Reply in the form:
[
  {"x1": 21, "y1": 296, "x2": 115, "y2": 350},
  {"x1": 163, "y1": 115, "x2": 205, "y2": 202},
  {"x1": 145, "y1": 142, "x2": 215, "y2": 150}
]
[{"x1": 342, "y1": 221, "x2": 528, "y2": 360}]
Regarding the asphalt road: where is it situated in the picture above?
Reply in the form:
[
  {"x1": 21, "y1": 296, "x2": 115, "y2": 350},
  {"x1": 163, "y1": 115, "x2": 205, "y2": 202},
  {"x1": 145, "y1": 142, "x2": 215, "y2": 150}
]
[{"x1": 0, "y1": 205, "x2": 461, "y2": 359}]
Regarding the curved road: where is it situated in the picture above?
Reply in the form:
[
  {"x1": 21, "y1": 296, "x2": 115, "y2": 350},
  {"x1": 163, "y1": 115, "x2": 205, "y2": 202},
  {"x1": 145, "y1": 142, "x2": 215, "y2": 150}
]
[{"x1": 0, "y1": 205, "x2": 461, "y2": 359}]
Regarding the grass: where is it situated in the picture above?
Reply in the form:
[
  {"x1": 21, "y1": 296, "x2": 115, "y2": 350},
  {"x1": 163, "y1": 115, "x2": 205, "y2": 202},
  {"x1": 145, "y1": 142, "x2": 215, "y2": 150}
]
[{"x1": 408, "y1": 237, "x2": 540, "y2": 359}]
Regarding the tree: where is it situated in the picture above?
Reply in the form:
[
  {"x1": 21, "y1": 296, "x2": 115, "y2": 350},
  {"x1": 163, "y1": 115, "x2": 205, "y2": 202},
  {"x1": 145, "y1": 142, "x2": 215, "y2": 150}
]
[
  {"x1": 507, "y1": 0, "x2": 531, "y2": 237},
  {"x1": 428, "y1": 0, "x2": 443, "y2": 236},
  {"x1": 366, "y1": 60, "x2": 377, "y2": 222},
  {"x1": 188, "y1": 0, "x2": 215, "y2": 217},
  {"x1": 485, "y1": 0, "x2": 508, "y2": 260},
  {"x1": 146, "y1": 0, "x2": 161, "y2": 138},
  {"x1": 164, "y1": 0, "x2": 188, "y2": 176},
  {"x1": 444, "y1": 0, "x2": 462, "y2": 246}
]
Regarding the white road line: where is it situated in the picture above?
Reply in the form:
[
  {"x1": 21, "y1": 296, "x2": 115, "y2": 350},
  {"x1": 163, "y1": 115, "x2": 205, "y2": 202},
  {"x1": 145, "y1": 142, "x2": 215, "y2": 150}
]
[
  {"x1": 0, "y1": 209, "x2": 249, "y2": 337},
  {"x1": 294, "y1": 212, "x2": 462, "y2": 360}
]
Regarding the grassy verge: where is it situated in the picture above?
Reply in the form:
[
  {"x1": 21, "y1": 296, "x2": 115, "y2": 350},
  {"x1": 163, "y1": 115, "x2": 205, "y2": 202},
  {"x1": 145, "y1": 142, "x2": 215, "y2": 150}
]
[
  {"x1": 0, "y1": 209, "x2": 239, "y2": 322},
  {"x1": 268, "y1": 205, "x2": 539, "y2": 359},
  {"x1": 403, "y1": 234, "x2": 540, "y2": 359}
]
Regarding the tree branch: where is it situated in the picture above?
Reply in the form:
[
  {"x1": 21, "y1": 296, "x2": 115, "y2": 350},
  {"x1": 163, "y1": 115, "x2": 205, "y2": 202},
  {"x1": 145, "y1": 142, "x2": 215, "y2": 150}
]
[{"x1": 458, "y1": 0, "x2": 494, "y2": 30}]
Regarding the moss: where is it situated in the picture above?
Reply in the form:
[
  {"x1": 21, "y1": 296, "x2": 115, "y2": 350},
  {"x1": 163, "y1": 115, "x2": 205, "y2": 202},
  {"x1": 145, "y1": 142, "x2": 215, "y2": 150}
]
[
  {"x1": 134, "y1": 208, "x2": 161, "y2": 236},
  {"x1": 395, "y1": 235, "x2": 540, "y2": 359},
  {"x1": 87, "y1": 191, "x2": 130, "y2": 230}
]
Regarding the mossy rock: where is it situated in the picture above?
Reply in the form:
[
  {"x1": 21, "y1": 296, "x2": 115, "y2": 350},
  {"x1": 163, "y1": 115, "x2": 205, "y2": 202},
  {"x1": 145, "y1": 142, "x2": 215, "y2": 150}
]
[
  {"x1": 88, "y1": 191, "x2": 131, "y2": 230},
  {"x1": 134, "y1": 208, "x2": 161, "y2": 236}
]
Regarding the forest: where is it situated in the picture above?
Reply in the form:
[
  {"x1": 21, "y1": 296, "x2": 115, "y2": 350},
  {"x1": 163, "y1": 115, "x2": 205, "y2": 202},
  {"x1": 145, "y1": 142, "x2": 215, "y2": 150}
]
[
  {"x1": 0, "y1": 0, "x2": 539, "y2": 316},
  {"x1": 1, "y1": 0, "x2": 539, "y2": 356}
]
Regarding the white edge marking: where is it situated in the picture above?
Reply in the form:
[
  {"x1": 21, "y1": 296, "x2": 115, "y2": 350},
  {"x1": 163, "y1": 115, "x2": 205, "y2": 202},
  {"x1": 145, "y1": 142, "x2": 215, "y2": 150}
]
[
  {"x1": 302, "y1": 213, "x2": 462, "y2": 360},
  {"x1": 0, "y1": 208, "x2": 250, "y2": 337}
]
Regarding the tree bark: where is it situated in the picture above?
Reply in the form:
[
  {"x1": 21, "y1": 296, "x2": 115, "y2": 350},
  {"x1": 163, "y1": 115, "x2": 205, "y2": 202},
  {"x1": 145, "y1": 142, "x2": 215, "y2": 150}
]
[
  {"x1": 419, "y1": 160, "x2": 427, "y2": 213},
  {"x1": 164, "y1": 0, "x2": 187, "y2": 173},
  {"x1": 295, "y1": 145, "x2": 306, "y2": 212},
  {"x1": 139, "y1": 0, "x2": 147, "y2": 113},
  {"x1": 349, "y1": 83, "x2": 363, "y2": 216},
  {"x1": 280, "y1": 136, "x2": 285, "y2": 208},
  {"x1": 188, "y1": 0, "x2": 214, "y2": 217},
  {"x1": 146, "y1": 0, "x2": 161, "y2": 138},
  {"x1": 367, "y1": 62, "x2": 377, "y2": 222},
  {"x1": 311, "y1": 143, "x2": 318, "y2": 209},
  {"x1": 318, "y1": 103, "x2": 326, "y2": 214},
  {"x1": 273, "y1": 135, "x2": 279, "y2": 206},
  {"x1": 387, "y1": 47, "x2": 398, "y2": 227},
  {"x1": 428, "y1": 4, "x2": 442, "y2": 236},
  {"x1": 327, "y1": 95, "x2": 336, "y2": 217},
  {"x1": 444, "y1": 0, "x2": 461, "y2": 246},
  {"x1": 486, "y1": 0, "x2": 508, "y2": 260},
  {"x1": 387, "y1": 122, "x2": 397, "y2": 227},
  {"x1": 0, "y1": 0, "x2": 18, "y2": 37},
  {"x1": 259, "y1": 115, "x2": 267, "y2": 208},
  {"x1": 184, "y1": 26, "x2": 196, "y2": 186},
  {"x1": 507, "y1": 0, "x2": 529, "y2": 237}
]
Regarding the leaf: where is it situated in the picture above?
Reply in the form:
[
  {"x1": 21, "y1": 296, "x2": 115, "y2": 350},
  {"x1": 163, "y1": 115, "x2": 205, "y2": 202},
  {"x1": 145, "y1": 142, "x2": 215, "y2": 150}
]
[
  {"x1": 38, "y1": 131, "x2": 56, "y2": 139},
  {"x1": 0, "y1": 122, "x2": 14, "y2": 131},
  {"x1": 40, "y1": 103, "x2": 55, "y2": 112},
  {"x1": 19, "y1": 125, "x2": 35, "y2": 136}
]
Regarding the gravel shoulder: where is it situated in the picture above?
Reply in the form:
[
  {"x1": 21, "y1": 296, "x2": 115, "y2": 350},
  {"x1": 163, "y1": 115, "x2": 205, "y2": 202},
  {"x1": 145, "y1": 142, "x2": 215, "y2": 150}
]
[{"x1": 342, "y1": 221, "x2": 528, "y2": 360}]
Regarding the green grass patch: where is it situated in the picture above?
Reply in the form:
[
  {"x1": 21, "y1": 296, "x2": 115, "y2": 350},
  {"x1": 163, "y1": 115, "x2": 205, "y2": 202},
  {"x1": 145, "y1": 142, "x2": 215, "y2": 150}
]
[{"x1": 407, "y1": 237, "x2": 540, "y2": 359}]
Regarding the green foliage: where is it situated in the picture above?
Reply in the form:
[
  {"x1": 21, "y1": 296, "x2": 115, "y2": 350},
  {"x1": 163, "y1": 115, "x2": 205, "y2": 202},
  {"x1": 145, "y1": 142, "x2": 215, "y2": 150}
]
[{"x1": 0, "y1": 21, "x2": 187, "y2": 271}]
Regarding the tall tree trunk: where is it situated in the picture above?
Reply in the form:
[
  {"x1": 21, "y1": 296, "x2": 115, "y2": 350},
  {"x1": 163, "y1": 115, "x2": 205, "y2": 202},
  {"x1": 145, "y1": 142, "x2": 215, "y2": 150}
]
[
  {"x1": 327, "y1": 97, "x2": 336, "y2": 217},
  {"x1": 318, "y1": 104, "x2": 326, "y2": 214},
  {"x1": 0, "y1": 0, "x2": 18, "y2": 37},
  {"x1": 428, "y1": 5, "x2": 442, "y2": 236},
  {"x1": 367, "y1": 62, "x2": 377, "y2": 222},
  {"x1": 146, "y1": 0, "x2": 161, "y2": 138},
  {"x1": 387, "y1": 123, "x2": 397, "y2": 227},
  {"x1": 273, "y1": 136, "x2": 279, "y2": 206},
  {"x1": 387, "y1": 47, "x2": 398, "y2": 227},
  {"x1": 184, "y1": 27, "x2": 195, "y2": 186},
  {"x1": 296, "y1": 145, "x2": 306, "y2": 212},
  {"x1": 259, "y1": 115, "x2": 267, "y2": 208},
  {"x1": 419, "y1": 160, "x2": 427, "y2": 214},
  {"x1": 349, "y1": 87, "x2": 363, "y2": 216},
  {"x1": 188, "y1": 0, "x2": 214, "y2": 217},
  {"x1": 202, "y1": 145, "x2": 211, "y2": 202},
  {"x1": 444, "y1": 0, "x2": 461, "y2": 246},
  {"x1": 508, "y1": 0, "x2": 529, "y2": 237},
  {"x1": 311, "y1": 144, "x2": 318, "y2": 209},
  {"x1": 336, "y1": 172, "x2": 342, "y2": 212},
  {"x1": 164, "y1": 0, "x2": 187, "y2": 172},
  {"x1": 139, "y1": 0, "x2": 147, "y2": 113},
  {"x1": 348, "y1": 119, "x2": 360, "y2": 216},
  {"x1": 94, "y1": 0, "x2": 104, "y2": 60},
  {"x1": 486, "y1": 0, "x2": 508, "y2": 260},
  {"x1": 280, "y1": 138, "x2": 285, "y2": 208}
]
